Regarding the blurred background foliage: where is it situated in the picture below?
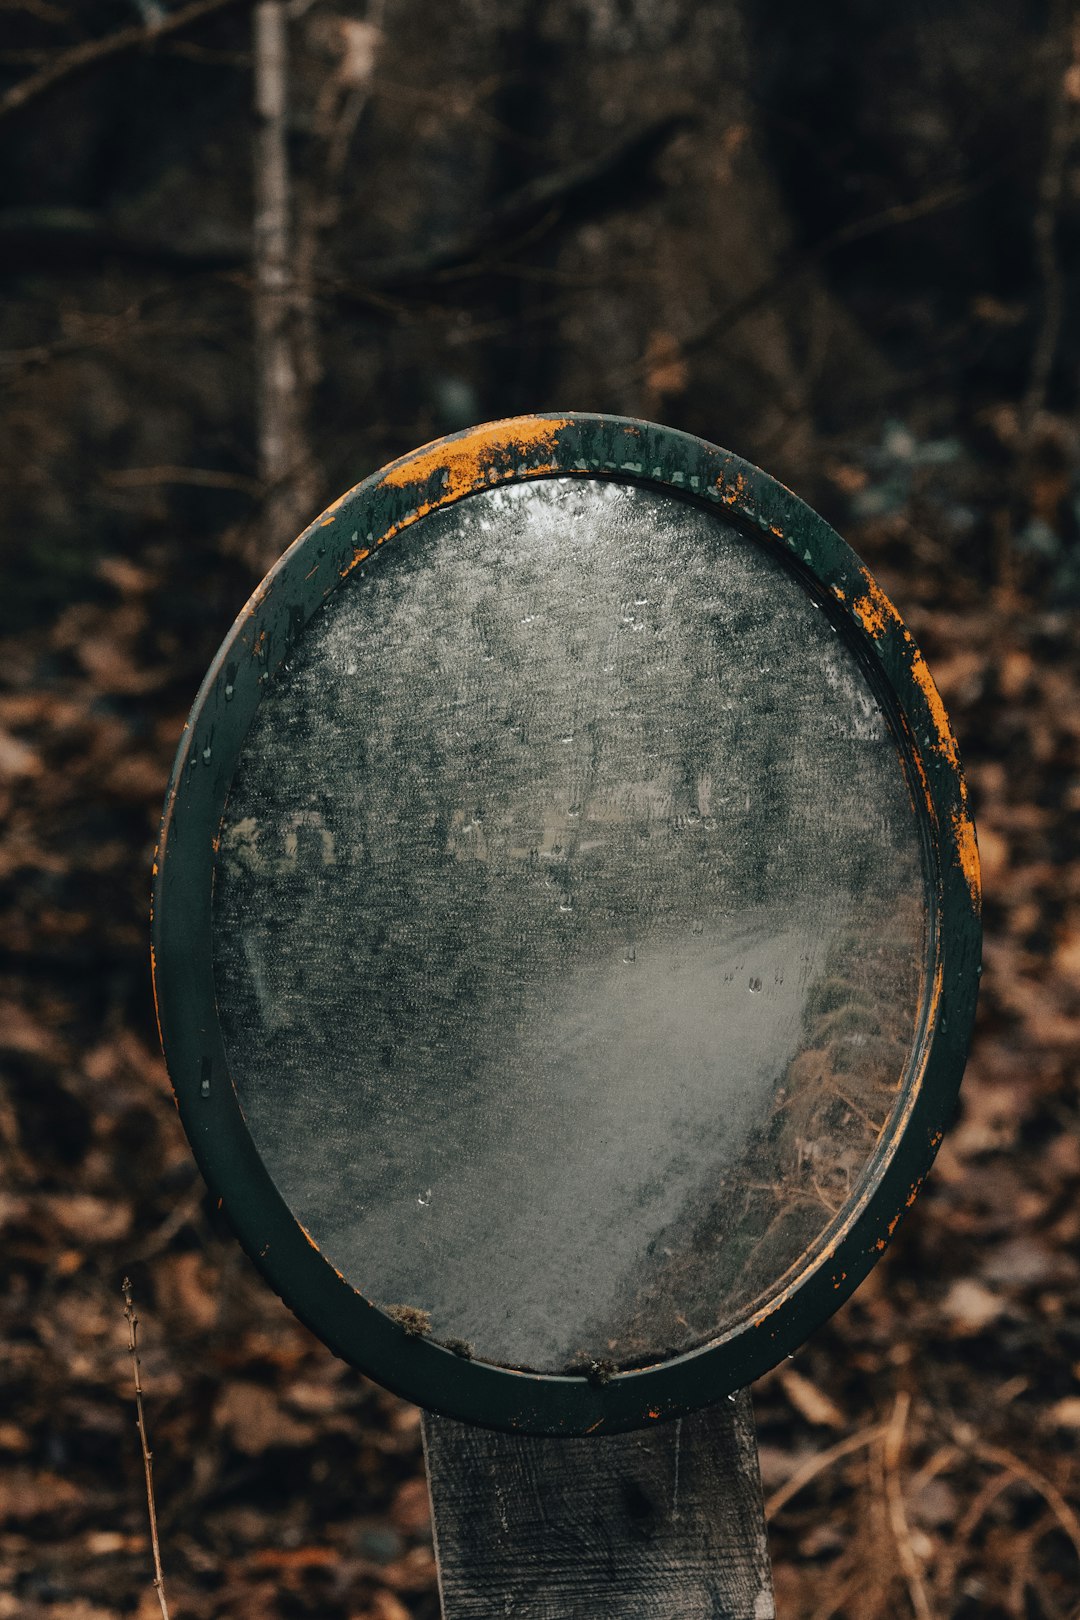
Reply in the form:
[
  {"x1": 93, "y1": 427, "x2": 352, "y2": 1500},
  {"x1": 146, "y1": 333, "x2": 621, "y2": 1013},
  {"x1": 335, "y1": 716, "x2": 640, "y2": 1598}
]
[{"x1": 1, "y1": 1, "x2": 1079, "y2": 1616}]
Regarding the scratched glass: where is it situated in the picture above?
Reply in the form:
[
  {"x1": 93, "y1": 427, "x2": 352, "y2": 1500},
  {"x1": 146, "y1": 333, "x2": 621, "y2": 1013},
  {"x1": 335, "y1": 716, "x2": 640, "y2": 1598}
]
[{"x1": 213, "y1": 479, "x2": 929, "y2": 1373}]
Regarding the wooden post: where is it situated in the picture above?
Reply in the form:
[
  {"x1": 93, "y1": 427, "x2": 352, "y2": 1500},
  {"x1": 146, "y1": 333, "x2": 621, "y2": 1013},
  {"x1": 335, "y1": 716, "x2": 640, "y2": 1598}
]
[{"x1": 423, "y1": 1389, "x2": 775, "y2": 1619}]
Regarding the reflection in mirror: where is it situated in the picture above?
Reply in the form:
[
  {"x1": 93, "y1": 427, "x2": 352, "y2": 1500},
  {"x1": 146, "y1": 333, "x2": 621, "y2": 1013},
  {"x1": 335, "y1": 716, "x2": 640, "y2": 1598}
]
[{"x1": 213, "y1": 478, "x2": 928, "y2": 1372}]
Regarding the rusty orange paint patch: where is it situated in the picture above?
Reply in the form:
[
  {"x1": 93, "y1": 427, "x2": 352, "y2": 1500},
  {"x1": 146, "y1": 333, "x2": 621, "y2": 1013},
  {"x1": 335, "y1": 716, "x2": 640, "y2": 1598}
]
[
  {"x1": 297, "y1": 1222, "x2": 321, "y2": 1253},
  {"x1": 910, "y1": 649, "x2": 957, "y2": 766},
  {"x1": 909, "y1": 648, "x2": 981, "y2": 910},
  {"x1": 339, "y1": 418, "x2": 572, "y2": 576},
  {"x1": 715, "y1": 468, "x2": 748, "y2": 506},
  {"x1": 381, "y1": 416, "x2": 571, "y2": 500},
  {"x1": 850, "y1": 570, "x2": 902, "y2": 638},
  {"x1": 925, "y1": 957, "x2": 944, "y2": 1036},
  {"x1": 951, "y1": 805, "x2": 981, "y2": 911},
  {"x1": 148, "y1": 942, "x2": 165, "y2": 1051}
]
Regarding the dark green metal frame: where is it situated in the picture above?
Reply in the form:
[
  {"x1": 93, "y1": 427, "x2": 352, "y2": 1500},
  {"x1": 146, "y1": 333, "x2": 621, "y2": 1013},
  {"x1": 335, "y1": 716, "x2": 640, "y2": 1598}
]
[{"x1": 151, "y1": 413, "x2": 981, "y2": 1436}]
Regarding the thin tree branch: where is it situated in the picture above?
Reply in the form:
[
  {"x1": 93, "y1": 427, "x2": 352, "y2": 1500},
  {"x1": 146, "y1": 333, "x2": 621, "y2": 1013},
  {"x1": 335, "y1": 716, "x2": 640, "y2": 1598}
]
[
  {"x1": 614, "y1": 173, "x2": 995, "y2": 388},
  {"x1": 347, "y1": 112, "x2": 690, "y2": 291},
  {"x1": 104, "y1": 464, "x2": 263, "y2": 496},
  {"x1": 0, "y1": 0, "x2": 251, "y2": 122},
  {"x1": 764, "y1": 1422, "x2": 888, "y2": 1518},
  {"x1": 122, "y1": 1278, "x2": 171, "y2": 1620},
  {"x1": 1021, "y1": 5, "x2": 1075, "y2": 437}
]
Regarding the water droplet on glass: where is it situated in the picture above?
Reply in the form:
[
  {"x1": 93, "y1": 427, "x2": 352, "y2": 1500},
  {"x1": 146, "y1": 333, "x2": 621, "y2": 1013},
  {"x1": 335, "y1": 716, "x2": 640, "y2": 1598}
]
[
  {"x1": 691, "y1": 919, "x2": 704, "y2": 935},
  {"x1": 417, "y1": 1189, "x2": 432, "y2": 1207},
  {"x1": 623, "y1": 946, "x2": 636, "y2": 964},
  {"x1": 201, "y1": 745, "x2": 212, "y2": 765},
  {"x1": 223, "y1": 683, "x2": 234, "y2": 701},
  {"x1": 749, "y1": 976, "x2": 762, "y2": 993},
  {"x1": 559, "y1": 900, "x2": 573, "y2": 913},
  {"x1": 561, "y1": 735, "x2": 574, "y2": 745},
  {"x1": 200, "y1": 1077, "x2": 211, "y2": 1098}
]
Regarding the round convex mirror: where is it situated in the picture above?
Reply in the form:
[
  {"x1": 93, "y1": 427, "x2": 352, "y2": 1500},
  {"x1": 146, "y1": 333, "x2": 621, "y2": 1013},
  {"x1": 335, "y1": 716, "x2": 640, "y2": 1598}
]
[{"x1": 152, "y1": 415, "x2": 980, "y2": 1434}]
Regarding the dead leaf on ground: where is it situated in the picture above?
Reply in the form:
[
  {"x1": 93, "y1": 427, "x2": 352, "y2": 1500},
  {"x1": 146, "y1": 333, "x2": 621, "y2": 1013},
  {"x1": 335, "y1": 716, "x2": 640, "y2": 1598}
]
[
  {"x1": 940, "y1": 1278, "x2": 1007, "y2": 1336},
  {"x1": 779, "y1": 1367, "x2": 846, "y2": 1429},
  {"x1": 215, "y1": 1381, "x2": 317, "y2": 1456},
  {"x1": 390, "y1": 1476, "x2": 431, "y2": 1535}
]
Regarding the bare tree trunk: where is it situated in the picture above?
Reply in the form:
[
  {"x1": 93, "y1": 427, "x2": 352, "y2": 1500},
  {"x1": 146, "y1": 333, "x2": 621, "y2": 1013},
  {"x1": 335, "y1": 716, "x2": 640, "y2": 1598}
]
[
  {"x1": 252, "y1": 0, "x2": 316, "y2": 570},
  {"x1": 292, "y1": 9, "x2": 384, "y2": 453}
]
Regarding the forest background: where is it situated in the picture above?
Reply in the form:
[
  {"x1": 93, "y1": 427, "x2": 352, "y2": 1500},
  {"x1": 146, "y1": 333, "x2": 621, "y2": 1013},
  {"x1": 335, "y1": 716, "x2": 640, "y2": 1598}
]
[{"x1": 1, "y1": 2, "x2": 1079, "y2": 1617}]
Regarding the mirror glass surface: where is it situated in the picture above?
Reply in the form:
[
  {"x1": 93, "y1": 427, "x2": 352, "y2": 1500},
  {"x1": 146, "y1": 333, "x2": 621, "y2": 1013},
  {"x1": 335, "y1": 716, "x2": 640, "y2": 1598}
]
[{"x1": 213, "y1": 478, "x2": 928, "y2": 1372}]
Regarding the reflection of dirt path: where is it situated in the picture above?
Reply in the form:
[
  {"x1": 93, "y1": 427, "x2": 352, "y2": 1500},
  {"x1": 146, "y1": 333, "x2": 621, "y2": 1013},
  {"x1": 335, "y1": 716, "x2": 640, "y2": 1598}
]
[
  {"x1": 609, "y1": 890, "x2": 927, "y2": 1363},
  {"x1": 326, "y1": 909, "x2": 829, "y2": 1372}
]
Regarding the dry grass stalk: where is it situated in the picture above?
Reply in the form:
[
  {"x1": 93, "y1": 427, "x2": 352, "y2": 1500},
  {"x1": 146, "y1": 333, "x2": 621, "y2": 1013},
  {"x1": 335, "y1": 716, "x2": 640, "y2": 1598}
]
[
  {"x1": 881, "y1": 1392, "x2": 933, "y2": 1620},
  {"x1": 122, "y1": 1277, "x2": 171, "y2": 1620},
  {"x1": 764, "y1": 1421, "x2": 887, "y2": 1519}
]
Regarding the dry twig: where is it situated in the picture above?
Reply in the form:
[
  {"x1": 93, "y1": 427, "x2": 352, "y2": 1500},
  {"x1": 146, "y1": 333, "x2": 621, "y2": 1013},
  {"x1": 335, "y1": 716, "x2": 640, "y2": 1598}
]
[
  {"x1": 0, "y1": 0, "x2": 251, "y2": 122},
  {"x1": 969, "y1": 1438, "x2": 1080, "y2": 1568},
  {"x1": 122, "y1": 1278, "x2": 171, "y2": 1620},
  {"x1": 764, "y1": 1422, "x2": 888, "y2": 1519},
  {"x1": 880, "y1": 1392, "x2": 933, "y2": 1620},
  {"x1": 613, "y1": 178, "x2": 987, "y2": 390}
]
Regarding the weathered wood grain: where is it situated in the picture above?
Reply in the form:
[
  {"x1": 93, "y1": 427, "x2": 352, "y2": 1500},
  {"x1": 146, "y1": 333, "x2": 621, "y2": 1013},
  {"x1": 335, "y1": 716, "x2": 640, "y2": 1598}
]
[{"x1": 423, "y1": 1390, "x2": 775, "y2": 1618}]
